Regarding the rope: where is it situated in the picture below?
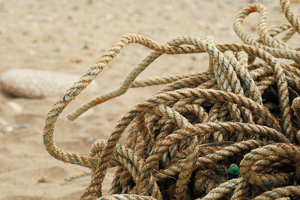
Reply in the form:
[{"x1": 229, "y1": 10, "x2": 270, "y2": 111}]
[{"x1": 43, "y1": 0, "x2": 300, "y2": 199}]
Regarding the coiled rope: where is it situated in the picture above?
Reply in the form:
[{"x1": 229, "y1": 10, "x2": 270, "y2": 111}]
[{"x1": 43, "y1": 0, "x2": 300, "y2": 199}]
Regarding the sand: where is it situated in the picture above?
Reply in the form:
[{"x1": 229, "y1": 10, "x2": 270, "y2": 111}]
[{"x1": 1, "y1": 0, "x2": 300, "y2": 199}]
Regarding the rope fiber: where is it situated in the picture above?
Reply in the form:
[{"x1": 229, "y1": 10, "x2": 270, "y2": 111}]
[{"x1": 43, "y1": 0, "x2": 300, "y2": 199}]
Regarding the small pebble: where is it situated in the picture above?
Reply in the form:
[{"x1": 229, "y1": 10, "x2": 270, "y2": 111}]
[
  {"x1": 0, "y1": 118, "x2": 8, "y2": 126},
  {"x1": 7, "y1": 102, "x2": 22, "y2": 113},
  {"x1": 6, "y1": 123, "x2": 30, "y2": 132},
  {"x1": 29, "y1": 49, "x2": 36, "y2": 56},
  {"x1": 53, "y1": 48, "x2": 60, "y2": 52},
  {"x1": 87, "y1": 137, "x2": 94, "y2": 143},
  {"x1": 122, "y1": 50, "x2": 129, "y2": 56},
  {"x1": 37, "y1": 177, "x2": 53, "y2": 183},
  {"x1": 105, "y1": 13, "x2": 113, "y2": 20},
  {"x1": 40, "y1": 15, "x2": 53, "y2": 22},
  {"x1": 70, "y1": 58, "x2": 83, "y2": 63},
  {"x1": 133, "y1": 48, "x2": 142, "y2": 55}
]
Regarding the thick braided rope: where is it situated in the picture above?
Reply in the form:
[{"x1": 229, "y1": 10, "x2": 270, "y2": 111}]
[
  {"x1": 43, "y1": 0, "x2": 300, "y2": 199},
  {"x1": 196, "y1": 178, "x2": 243, "y2": 200},
  {"x1": 98, "y1": 194, "x2": 156, "y2": 200},
  {"x1": 240, "y1": 143, "x2": 300, "y2": 191},
  {"x1": 174, "y1": 136, "x2": 199, "y2": 200},
  {"x1": 280, "y1": 0, "x2": 300, "y2": 35},
  {"x1": 253, "y1": 186, "x2": 300, "y2": 200}
]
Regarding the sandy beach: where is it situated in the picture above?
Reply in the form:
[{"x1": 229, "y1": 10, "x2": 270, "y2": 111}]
[{"x1": 1, "y1": 0, "x2": 300, "y2": 199}]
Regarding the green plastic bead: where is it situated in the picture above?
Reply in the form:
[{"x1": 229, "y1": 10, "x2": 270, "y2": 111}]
[{"x1": 228, "y1": 164, "x2": 240, "y2": 175}]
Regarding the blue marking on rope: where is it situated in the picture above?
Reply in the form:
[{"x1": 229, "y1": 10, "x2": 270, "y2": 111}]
[
  {"x1": 158, "y1": 124, "x2": 163, "y2": 131},
  {"x1": 54, "y1": 111, "x2": 60, "y2": 117},
  {"x1": 216, "y1": 166, "x2": 225, "y2": 173},
  {"x1": 185, "y1": 50, "x2": 194, "y2": 53},
  {"x1": 192, "y1": 157, "x2": 196, "y2": 166},
  {"x1": 243, "y1": 112, "x2": 249, "y2": 121},
  {"x1": 212, "y1": 123, "x2": 221, "y2": 128},
  {"x1": 155, "y1": 146, "x2": 161, "y2": 154},
  {"x1": 111, "y1": 51, "x2": 119, "y2": 57},
  {"x1": 266, "y1": 191, "x2": 279, "y2": 197},
  {"x1": 129, "y1": 111, "x2": 138, "y2": 118},
  {"x1": 127, "y1": 160, "x2": 132, "y2": 166},
  {"x1": 239, "y1": 13, "x2": 246, "y2": 18},
  {"x1": 52, "y1": 153, "x2": 58, "y2": 158},
  {"x1": 236, "y1": 109, "x2": 240, "y2": 119},
  {"x1": 128, "y1": 129, "x2": 133, "y2": 136},
  {"x1": 266, "y1": 114, "x2": 271, "y2": 124},
  {"x1": 147, "y1": 143, "x2": 152, "y2": 151},
  {"x1": 165, "y1": 76, "x2": 171, "y2": 80},
  {"x1": 257, "y1": 160, "x2": 263, "y2": 165},
  {"x1": 172, "y1": 83, "x2": 180, "y2": 89},
  {"x1": 262, "y1": 179, "x2": 272, "y2": 184},
  {"x1": 83, "y1": 67, "x2": 95, "y2": 77},
  {"x1": 100, "y1": 157, "x2": 104, "y2": 165},
  {"x1": 280, "y1": 76, "x2": 284, "y2": 83},
  {"x1": 149, "y1": 96, "x2": 158, "y2": 102},
  {"x1": 243, "y1": 173, "x2": 249, "y2": 180},
  {"x1": 168, "y1": 114, "x2": 174, "y2": 120},
  {"x1": 210, "y1": 154, "x2": 217, "y2": 158},
  {"x1": 244, "y1": 75, "x2": 250, "y2": 85},
  {"x1": 115, "y1": 144, "x2": 121, "y2": 151},
  {"x1": 107, "y1": 136, "x2": 112, "y2": 143},
  {"x1": 146, "y1": 80, "x2": 154, "y2": 85},
  {"x1": 149, "y1": 182, "x2": 153, "y2": 190},
  {"x1": 222, "y1": 60, "x2": 229, "y2": 70},
  {"x1": 150, "y1": 125, "x2": 154, "y2": 132},
  {"x1": 258, "y1": 95, "x2": 262, "y2": 104},
  {"x1": 264, "y1": 48, "x2": 270, "y2": 53},
  {"x1": 113, "y1": 180, "x2": 118, "y2": 187},
  {"x1": 69, "y1": 155, "x2": 79, "y2": 163},
  {"x1": 240, "y1": 181, "x2": 244, "y2": 189},
  {"x1": 244, "y1": 153, "x2": 252, "y2": 160},
  {"x1": 97, "y1": 143, "x2": 104, "y2": 149}
]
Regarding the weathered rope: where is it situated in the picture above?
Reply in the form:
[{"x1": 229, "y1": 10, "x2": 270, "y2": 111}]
[{"x1": 43, "y1": 0, "x2": 300, "y2": 199}]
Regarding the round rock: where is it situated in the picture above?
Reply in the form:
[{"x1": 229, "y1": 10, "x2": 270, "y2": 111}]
[{"x1": 0, "y1": 68, "x2": 98, "y2": 98}]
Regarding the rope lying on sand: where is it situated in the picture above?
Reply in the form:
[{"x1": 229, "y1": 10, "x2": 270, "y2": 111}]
[{"x1": 43, "y1": 0, "x2": 300, "y2": 199}]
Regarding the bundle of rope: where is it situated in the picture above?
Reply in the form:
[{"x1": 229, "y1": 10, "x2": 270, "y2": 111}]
[{"x1": 43, "y1": 0, "x2": 300, "y2": 199}]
